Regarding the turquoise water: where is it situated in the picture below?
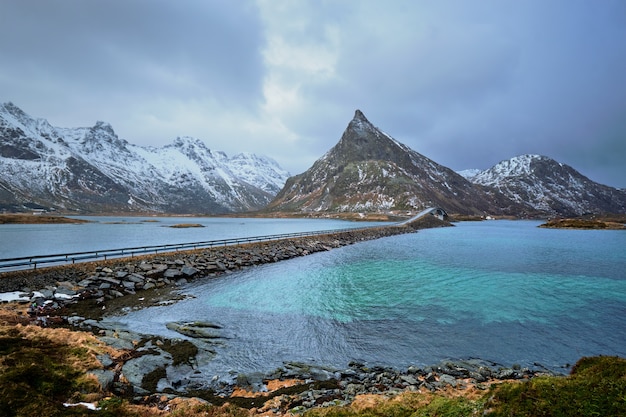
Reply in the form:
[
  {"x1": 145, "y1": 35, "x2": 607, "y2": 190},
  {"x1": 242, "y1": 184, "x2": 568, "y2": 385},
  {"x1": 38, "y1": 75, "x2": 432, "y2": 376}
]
[{"x1": 112, "y1": 220, "x2": 626, "y2": 376}]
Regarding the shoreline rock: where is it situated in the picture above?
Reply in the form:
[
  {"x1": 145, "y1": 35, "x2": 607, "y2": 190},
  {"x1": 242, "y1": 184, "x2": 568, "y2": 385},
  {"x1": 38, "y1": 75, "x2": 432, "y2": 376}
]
[
  {"x1": 0, "y1": 217, "x2": 447, "y2": 296},
  {"x1": 6, "y1": 216, "x2": 563, "y2": 412}
]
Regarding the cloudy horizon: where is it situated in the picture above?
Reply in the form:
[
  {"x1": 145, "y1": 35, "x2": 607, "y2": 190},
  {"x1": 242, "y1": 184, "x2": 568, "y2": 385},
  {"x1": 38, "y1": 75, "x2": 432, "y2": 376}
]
[{"x1": 1, "y1": 0, "x2": 624, "y2": 188}]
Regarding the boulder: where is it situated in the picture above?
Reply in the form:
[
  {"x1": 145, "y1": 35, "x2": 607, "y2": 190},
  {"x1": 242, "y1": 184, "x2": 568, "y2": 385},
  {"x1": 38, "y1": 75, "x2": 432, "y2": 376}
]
[
  {"x1": 181, "y1": 266, "x2": 200, "y2": 277},
  {"x1": 166, "y1": 321, "x2": 224, "y2": 339},
  {"x1": 89, "y1": 369, "x2": 115, "y2": 391},
  {"x1": 437, "y1": 374, "x2": 457, "y2": 388},
  {"x1": 122, "y1": 351, "x2": 172, "y2": 392},
  {"x1": 163, "y1": 268, "x2": 182, "y2": 279}
]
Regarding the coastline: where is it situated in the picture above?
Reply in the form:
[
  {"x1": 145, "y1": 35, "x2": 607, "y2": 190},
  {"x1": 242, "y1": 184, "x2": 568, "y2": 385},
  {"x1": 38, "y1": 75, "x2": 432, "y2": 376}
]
[
  {"x1": 0, "y1": 295, "x2": 561, "y2": 415},
  {"x1": 539, "y1": 216, "x2": 626, "y2": 230},
  {"x1": 0, "y1": 215, "x2": 448, "y2": 294},
  {"x1": 2, "y1": 215, "x2": 623, "y2": 414},
  {"x1": 0, "y1": 213, "x2": 90, "y2": 224}
]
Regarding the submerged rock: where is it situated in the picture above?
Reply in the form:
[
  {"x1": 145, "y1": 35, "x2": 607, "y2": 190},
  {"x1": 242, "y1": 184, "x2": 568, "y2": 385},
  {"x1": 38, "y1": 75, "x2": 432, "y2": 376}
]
[{"x1": 166, "y1": 321, "x2": 225, "y2": 339}]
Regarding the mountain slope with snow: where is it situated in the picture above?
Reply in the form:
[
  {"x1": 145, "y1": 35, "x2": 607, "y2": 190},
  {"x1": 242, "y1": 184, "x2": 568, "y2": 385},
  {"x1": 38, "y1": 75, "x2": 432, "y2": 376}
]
[
  {"x1": 268, "y1": 110, "x2": 625, "y2": 217},
  {"x1": 0, "y1": 102, "x2": 290, "y2": 213},
  {"x1": 267, "y1": 110, "x2": 513, "y2": 215},
  {"x1": 468, "y1": 155, "x2": 626, "y2": 216}
]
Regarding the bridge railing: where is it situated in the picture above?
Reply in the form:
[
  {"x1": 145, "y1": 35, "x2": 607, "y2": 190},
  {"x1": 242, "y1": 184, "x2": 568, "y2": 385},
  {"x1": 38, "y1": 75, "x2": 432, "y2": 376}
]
[
  {"x1": 0, "y1": 224, "x2": 388, "y2": 273},
  {"x1": 0, "y1": 208, "x2": 444, "y2": 273}
]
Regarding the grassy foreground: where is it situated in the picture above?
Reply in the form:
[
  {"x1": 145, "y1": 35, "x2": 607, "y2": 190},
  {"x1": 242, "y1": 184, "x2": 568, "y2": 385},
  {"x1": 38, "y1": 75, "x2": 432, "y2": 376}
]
[
  {"x1": 1, "y1": 303, "x2": 625, "y2": 416},
  {"x1": 302, "y1": 355, "x2": 626, "y2": 416}
]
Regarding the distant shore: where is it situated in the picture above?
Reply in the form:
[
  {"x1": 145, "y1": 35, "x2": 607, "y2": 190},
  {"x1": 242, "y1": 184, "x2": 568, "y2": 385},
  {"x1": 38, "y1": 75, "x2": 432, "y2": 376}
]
[
  {"x1": 0, "y1": 210, "x2": 407, "y2": 224},
  {"x1": 539, "y1": 215, "x2": 626, "y2": 230},
  {"x1": 5, "y1": 211, "x2": 626, "y2": 230},
  {"x1": 0, "y1": 213, "x2": 90, "y2": 224}
]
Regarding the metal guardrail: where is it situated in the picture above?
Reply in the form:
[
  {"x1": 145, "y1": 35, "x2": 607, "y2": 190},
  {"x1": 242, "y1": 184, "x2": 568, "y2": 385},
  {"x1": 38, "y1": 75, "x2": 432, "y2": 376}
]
[
  {"x1": 0, "y1": 225, "x2": 386, "y2": 272},
  {"x1": 0, "y1": 208, "x2": 442, "y2": 273}
]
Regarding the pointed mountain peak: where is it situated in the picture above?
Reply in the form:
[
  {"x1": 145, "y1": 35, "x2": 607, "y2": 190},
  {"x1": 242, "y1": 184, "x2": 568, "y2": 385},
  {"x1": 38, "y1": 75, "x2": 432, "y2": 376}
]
[
  {"x1": 0, "y1": 102, "x2": 35, "y2": 127},
  {"x1": 268, "y1": 109, "x2": 496, "y2": 215},
  {"x1": 328, "y1": 109, "x2": 408, "y2": 165},
  {"x1": 0, "y1": 101, "x2": 23, "y2": 115},
  {"x1": 353, "y1": 109, "x2": 367, "y2": 121},
  {"x1": 345, "y1": 109, "x2": 378, "y2": 136}
]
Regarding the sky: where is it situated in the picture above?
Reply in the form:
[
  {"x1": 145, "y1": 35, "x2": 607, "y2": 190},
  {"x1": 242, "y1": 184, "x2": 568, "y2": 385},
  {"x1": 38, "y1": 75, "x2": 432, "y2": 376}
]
[{"x1": 1, "y1": 0, "x2": 625, "y2": 188}]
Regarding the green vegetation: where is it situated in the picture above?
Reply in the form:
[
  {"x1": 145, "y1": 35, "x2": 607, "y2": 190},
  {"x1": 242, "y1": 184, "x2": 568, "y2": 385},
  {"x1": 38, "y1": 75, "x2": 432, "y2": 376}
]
[
  {"x1": 0, "y1": 328, "x2": 100, "y2": 416},
  {"x1": 142, "y1": 367, "x2": 167, "y2": 392},
  {"x1": 1, "y1": 306, "x2": 624, "y2": 417},
  {"x1": 484, "y1": 356, "x2": 626, "y2": 416},
  {"x1": 304, "y1": 356, "x2": 626, "y2": 417}
]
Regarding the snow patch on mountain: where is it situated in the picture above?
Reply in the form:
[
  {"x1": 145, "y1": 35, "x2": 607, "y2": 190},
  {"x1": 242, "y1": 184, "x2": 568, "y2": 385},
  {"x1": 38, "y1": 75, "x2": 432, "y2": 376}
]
[
  {"x1": 0, "y1": 102, "x2": 291, "y2": 213},
  {"x1": 471, "y1": 154, "x2": 546, "y2": 185},
  {"x1": 456, "y1": 169, "x2": 482, "y2": 180},
  {"x1": 465, "y1": 154, "x2": 626, "y2": 216}
]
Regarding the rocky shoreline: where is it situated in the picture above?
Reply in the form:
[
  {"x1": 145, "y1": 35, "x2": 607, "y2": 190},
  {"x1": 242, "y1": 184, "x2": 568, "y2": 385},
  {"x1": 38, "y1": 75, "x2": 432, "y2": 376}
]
[
  {"x1": 0, "y1": 216, "x2": 446, "y2": 295},
  {"x1": 0, "y1": 216, "x2": 563, "y2": 412}
]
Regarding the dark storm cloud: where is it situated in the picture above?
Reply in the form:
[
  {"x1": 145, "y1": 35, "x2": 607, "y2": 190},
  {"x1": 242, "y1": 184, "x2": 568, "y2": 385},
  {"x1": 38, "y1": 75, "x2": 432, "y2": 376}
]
[
  {"x1": 272, "y1": 1, "x2": 626, "y2": 187},
  {"x1": 1, "y1": 0, "x2": 624, "y2": 188},
  {"x1": 0, "y1": 0, "x2": 264, "y2": 128}
]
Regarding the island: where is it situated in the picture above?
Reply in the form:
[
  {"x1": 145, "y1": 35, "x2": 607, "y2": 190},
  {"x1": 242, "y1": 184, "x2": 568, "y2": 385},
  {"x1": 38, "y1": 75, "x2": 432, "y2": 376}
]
[
  {"x1": 0, "y1": 214, "x2": 89, "y2": 224},
  {"x1": 539, "y1": 215, "x2": 626, "y2": 230}
]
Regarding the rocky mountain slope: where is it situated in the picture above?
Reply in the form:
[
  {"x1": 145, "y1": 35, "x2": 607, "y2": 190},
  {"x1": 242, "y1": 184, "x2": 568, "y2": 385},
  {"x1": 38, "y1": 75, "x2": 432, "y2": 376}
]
[
  {"x1": 0, "y1": 102, "x2": 290, "y2": 213},
  {"x1": 4, "y1": 102, "x2": 623, "y2": 217},
  {"x1": 268, "y1": 110, "x2": 625, "y2": 217},
  {"x1": 266, "y1": 110, "x2": 516, "y2": 216},
  {"x1": 463, "y1": 154, "x2": 626, "y2": 216}
]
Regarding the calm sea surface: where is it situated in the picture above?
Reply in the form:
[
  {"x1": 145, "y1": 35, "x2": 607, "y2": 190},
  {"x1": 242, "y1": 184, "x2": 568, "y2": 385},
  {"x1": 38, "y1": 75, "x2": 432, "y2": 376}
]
[
  {"x1": 103, "y1": 220, "x2": 626, "y2": 378},
  {"x1": 0, "y1": 216, "x2": 385, "y2": 259}
]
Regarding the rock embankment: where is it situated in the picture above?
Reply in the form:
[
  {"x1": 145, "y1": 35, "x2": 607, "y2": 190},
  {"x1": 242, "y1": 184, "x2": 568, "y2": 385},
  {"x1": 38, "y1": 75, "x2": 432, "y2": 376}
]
[
  {"x1": 0, "y1": 218, "x2": 446, "y2": 298},
  {"x1": 2, "y1": 217, "x2": 485, "y2": 412}
]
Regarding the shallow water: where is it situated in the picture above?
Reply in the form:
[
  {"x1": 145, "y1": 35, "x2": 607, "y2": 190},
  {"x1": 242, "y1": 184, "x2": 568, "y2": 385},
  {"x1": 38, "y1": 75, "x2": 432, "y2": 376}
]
[{"x1": 105, "y1": 220, "x2": 626, "y2": 377}]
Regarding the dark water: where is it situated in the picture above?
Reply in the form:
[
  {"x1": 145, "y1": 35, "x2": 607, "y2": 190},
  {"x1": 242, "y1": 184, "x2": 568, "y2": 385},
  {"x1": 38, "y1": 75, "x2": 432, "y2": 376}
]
[{"x1": 107, "y1": 220, "x2": 626, "y2": 377}]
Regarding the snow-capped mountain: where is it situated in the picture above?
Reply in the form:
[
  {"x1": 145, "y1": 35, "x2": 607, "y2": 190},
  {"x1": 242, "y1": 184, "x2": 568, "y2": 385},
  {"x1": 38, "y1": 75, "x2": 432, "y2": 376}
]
[
  {"x1": 267, "y1": 110, "x2": 512, "y2": 215},
  {"x1": 465, "y1": 154, "x2": 626, "y2": 216},
  {"x1": 268, "y1": 110, "x2": 625, "y2": 217},
  {"x1": 0, "y1": 102, "x2": 290, "y2": 213},
  {"x1": 456, "y1": 169, "x2": 482, "y2": 180}
]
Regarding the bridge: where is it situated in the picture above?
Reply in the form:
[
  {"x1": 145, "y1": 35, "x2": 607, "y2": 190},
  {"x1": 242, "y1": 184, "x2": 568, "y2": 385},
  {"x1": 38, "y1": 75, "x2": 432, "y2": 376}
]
[
  {"x1": 397, "y1": 207, "x2": 449, "y2": 225},
  {"x1": 0, "y1": 207, "x2": 447, "y2": 272}
]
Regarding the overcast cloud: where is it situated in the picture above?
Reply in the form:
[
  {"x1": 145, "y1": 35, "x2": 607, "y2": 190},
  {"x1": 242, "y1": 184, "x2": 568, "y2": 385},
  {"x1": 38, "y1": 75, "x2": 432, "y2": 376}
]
[{"x1": 1, "y1": 0, "x2": 624, "y2": 188}]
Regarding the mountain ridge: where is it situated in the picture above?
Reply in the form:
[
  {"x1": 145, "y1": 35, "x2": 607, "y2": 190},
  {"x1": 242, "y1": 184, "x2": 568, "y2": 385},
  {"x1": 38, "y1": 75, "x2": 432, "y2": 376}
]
[
  {"x1": 464, "y1": 154, "x2": 626, "y2": 216},
  {"x1": 2, "y1": 103, "x2": 624, "y2": 217},
  {"x1": 268, "y1": 110, "x2": 626, "y2": 217},
  {"x1": 0, "y1": 102, "x2": 290, "y2": 214},
  {"x1": 267, "y1": 110, "x2": 518, "y2": 215}
]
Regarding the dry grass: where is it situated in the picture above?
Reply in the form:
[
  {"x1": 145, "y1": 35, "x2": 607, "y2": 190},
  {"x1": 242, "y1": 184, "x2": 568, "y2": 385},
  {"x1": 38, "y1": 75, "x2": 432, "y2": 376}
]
[
  {"x1": 540, "y1": 218, "x2": 626, "y2": 229},
  {"x1": 0, "y1": 214, "x2": 89, "y2": 224},
  {"x1": 1, "y1": 302, "x2": 624, "y2": 417}
]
